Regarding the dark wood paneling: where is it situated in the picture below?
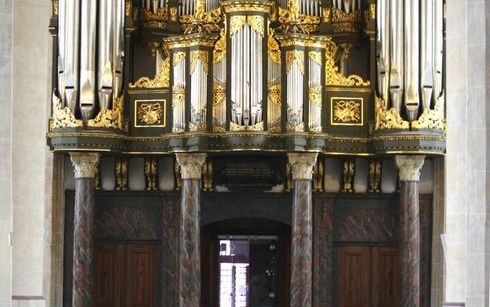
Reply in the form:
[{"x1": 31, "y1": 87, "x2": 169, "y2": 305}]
[
  {"x1": 371, "y1": 247, "x2": 399, "y2": 307},
  {"x1": 126, "y1": 244, "x2": 158, "y2": 307},
  {"x1": 337, "y1": 246, "x2": 370, "y2": 307},
  {"x1": 94, "y1": 244, "x2": 123, "y2": 307}
]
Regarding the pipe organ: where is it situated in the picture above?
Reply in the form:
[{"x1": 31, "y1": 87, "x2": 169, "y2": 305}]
[{"x1": 48, "y1": 0, "x2": 447, "y2": 156}]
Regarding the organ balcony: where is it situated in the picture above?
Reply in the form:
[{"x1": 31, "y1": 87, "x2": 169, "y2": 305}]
[{"x1": 47, "y1": 0, "x2": 446, "y2": 156}]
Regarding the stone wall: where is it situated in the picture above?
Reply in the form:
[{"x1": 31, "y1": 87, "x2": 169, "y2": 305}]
[{"x1": 0, "y1": 0, "x2": 12, "y2": 306}]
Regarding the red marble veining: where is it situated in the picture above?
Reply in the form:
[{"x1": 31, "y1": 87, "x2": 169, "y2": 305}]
[
  {"x1": 400, "y1": 181, "x2": 420, "y2": 307},
  {"x1": 162, "y1": 195, "x2": 180, "y2": 306},
  {"x1": 72, "y1": 178, "x2": 95, "y2": 307},
  {"x1": 291, "y1": 179, "x2": 313, "y2": 307},
  {"x1": 178, "y1": 179, "x2": 201, "y2": 307}
]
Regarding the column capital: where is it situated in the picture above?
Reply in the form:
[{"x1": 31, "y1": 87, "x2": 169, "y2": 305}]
[
  {"x1": 176, "y1": 153, "x2": 207, "y2": 179},
  {"x1": 287, "y1": 153, "x2": 318, "y2": 180},
  {"x1": 70, "y1": 153, "x2": 100, "y2": 179},
  {"x1": 395, "y1": 155, "x2": 425, "y2": 182}
]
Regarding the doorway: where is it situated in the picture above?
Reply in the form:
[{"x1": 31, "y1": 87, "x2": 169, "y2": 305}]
[
  {"x1": 201, "y1": 219, "x2": 291, "y2": 307},
  {"x1": 93, "y1": 242, "x2": 159, "y2": 307}
]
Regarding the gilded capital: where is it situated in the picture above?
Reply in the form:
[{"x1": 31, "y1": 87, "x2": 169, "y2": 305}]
[
  {"x1": 287, "y1": 153, "x2": 318, "y2": 180},
  {"x1": 70, "y1": 153, "x2": 101, "y2": 179},
  {"x1": 395, "y1": 155, "x2": 425, "y2": 182},
  {"x1": 176, "y1": 153, "x2": 207, "y2": 180}
]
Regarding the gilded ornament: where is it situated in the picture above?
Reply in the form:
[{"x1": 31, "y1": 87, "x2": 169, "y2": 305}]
[
  {"x1": 180, "y1": 5, "x2": 221, "y2": 34},
  {"x1": 309, "y1": 86, "x2": 322, "y2": 106},
  {"x1": 221, "y1": 1, "x2": 272, "y2": 14},
  {"x1": 170, "y1": 7, "x2": 178, "y2": 21},
  {"x1": 330, "y1": 8, "x2": 363, "y2": 33},
  {"x1": 53, "y1": 0, "x2": 58, "y2": 16},
  {"x1": 190, "y1": 50, "x2": 209, "y2": 74},
  {"x1": 247, "y1": 15, "x2": 265, "y2": 36},
  {"x1": 309, "y1": 51, "x2": 322, "y2": 65},
  {"x1": 322, "y1": 7, "x2": 331, "y2": 22},
  {"x1": 374, "y1": 96, "x2": 409, "y2": 130},
  {"x1": 230, "y1": 121, "x2": 264, "y2": 132},
  {"x1": 287, "y1": 122, "x2": 304, "y2": 132},
  {"x1": 88, "y1": 95, "x2": 125, "y2": 130},
  {"x1": 411, "y1": 95, "x2": 446, "y2": 131},
  {"x1": 286, "y1": 50, "x2": 304, "y2": 74},
  {"x1": 268, "y1": 83, "x2": 281, "y2": 106},
  {"x1": 115, "y1": 158, "x2": 128, "y2": 191},
  {"x1": 230, "y1": 15, "x2": 264, "y2": 37},
  {"x1": 50, "y1": 92, "x2": 83, "y2": 130},
  {"x1": 268, "y1": 29, "x2": 281, "y2": 64},
  {"x1": 332, "y1": 98, "x2": 362, "y2": 125},
  {"x1": 341, "y1": 159, "x2": 355, "y2": 193},
  {"x1": 277, "y1": 5, "x2": 321, "y2": 34},
  {"x1": 370, "y1": 3, "x2": 376, "y2": 20},
  {"x1": 137, "y1": 102, "x2": 163, "y2": 126},
  {"x1": 129, "y1": 57, "x2": 170, "y2": 88},
  {"x1": 173, "y1": 52, "x2": 186, "y2": 66},
  {"x1": 125, "y1": 1, "x2": 131, "y2": 17},
  {"x1": 144, "y1": 158, "x2": 159, "y2": 191},
  {"x1": 213, "y1": 29, "x2": 227, "y2": 64},
  {"x1": 324, "y1": 39, "x2": 370, "y2": 87},
  {"x1": 368, "y1": 159, "x2": 381, "y2": 193}
]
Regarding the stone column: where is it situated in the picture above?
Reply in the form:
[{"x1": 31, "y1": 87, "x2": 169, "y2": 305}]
[
  {"x1": 69, "y1": 153, "x2": 100, "y2": 307},
  {"x1": 395, "y1": 155, "x2": 425, "y2": 307},
  {"x1": 175, "y1": 153, "x2": 207, "y2": 307},
  {"x1": 288, "y1": 153, "x2": 318, "y2": 307}
]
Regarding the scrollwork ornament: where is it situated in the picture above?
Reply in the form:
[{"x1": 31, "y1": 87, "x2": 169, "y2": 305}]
[
  {"x1": 50, "y1": 92, "x2": 83, "y2": 130},
  {"x1": 286, "y1": 50, "x2": 304, "y2": 74},
  {"x1": 411, "y1": 95, "x2": 447, "y2": 131},
  {"x1": 87, "y1": 95, "x2": 125, "y2": 130},
  {"x1": 374, "y1": 96, "x2": 409, "y2": 130},
  {"x1": 129, "y1": 57, "x2": 170, "y2": 88},
  {"x1": 268, "y1": 29, "x2": 281, "y2": 64},
  {"x1": 213, "y1": 29, "x2": 227, "y2": 64},
  {"x1": 190, "y1": 50, "x2": 209, "y2": 74}
]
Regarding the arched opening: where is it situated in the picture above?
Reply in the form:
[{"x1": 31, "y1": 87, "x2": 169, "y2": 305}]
[{"x1": 201, "y1": 218, "x2": 291, "y2": 307}]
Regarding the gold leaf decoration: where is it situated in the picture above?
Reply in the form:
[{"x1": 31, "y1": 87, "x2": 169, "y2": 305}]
[
  {"x1": 412, "y1": 95, "x2": 447, "y2": 131},
  {"x1": 324, "y1": 39, "x2": 370, "y2": 87},
  {"x1": 247, "y1": 15, "x2": 265, "y2": 36},
  {"x1": 190, "y1": 50, "x2": 209, "y2": 74},
  {"x1": 309, "y1": 51, "x2": 322, "y2": 65},
  {"x1": 374, "y1": 96, "x2": 409, "y2": 130},
  {"x1": 277, "y1": 5, "x2": 321, "y2": 34},
  {"x1": 180, "y1": 6, "x2": 222, "y2": 34},
  {"x1": 333, "y1": 99, "x2": 361, "y2": 123},
  {"x1": 129, "y1": 57, "x2": 170, "y2": 88},
  {"x1": 50, "y1": 92, "x2": 83, "y2": 130},
  {"x1": 137, "y1": 102, "x2": 162, "y2": 126},
  {"x1": 230, "y1": 15, "x2": 264, "y2": 37},
  {"x1": 268, "y1": 29, "x2": 281, "y2": 64},
  {"x1": 173, "y1": 52, "x2": 186, "y2": 66},
  {"x1": 286, "y1": 50, "x2": 304, "y2": 74},
  {"x1": 87, "y1": 95, "x2": 125, "y2": 130},
  {"x1": 309, "y1": 86, "x2": 322, "y2": 106},
  {"x1": 213, "y1": 29, "x2": 227, "y2": 64}
]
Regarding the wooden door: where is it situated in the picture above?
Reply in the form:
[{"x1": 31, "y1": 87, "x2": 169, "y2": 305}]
[
  {"x1": 94, "y1": 243, "x2": 158, "y2": 307},
  {"x1": 337, "y1": 246, "x2": 398, "y2": 307}
]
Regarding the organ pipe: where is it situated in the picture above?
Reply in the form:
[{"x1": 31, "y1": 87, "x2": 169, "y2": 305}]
[
  {"x1": 56, "y1": 0, "x2": 126, "y2": 122},
  {"x1": 173, "y1": 54, "x2": 186, "y2": 132},
  {"x1": 376, "y1": 0, "x2": 444, "y2": 121}
]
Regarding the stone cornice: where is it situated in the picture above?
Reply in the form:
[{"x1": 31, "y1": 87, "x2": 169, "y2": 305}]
[
  {"x1": 395, "y1": 155, "x2": 425, "y2": 182},
  {"x1": 70, "y1": 153, "x2": 100, "y2": 179},
  {"x1": 176, "y1": 153, "x2": 207, "y2": 179},
  {"x1": 287, "y1": 153, "x2": 318, "y2": 180}
]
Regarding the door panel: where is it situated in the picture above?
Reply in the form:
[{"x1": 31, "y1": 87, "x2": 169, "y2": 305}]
[
  {"x1": 337, "y1": 245, "x2": 399, "y2": 307},
  {"x1": 94, "y1": 243, "x2": 158, "y2": 307},
  {"x1": 94, "y1": 244, "x2": 123, "y2": 307},
  {"x1": 126, "y1": 244, "x2": 157, "y2": 307},
  {"x1": 337, "y1": 246, "x2": 370, "y2": 307}
]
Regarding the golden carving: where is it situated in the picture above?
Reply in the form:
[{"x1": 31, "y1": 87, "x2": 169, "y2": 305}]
[
  {"x1": 331, "y1": 98, "x2": 363, "y2": 125},
  {"x1": 53, "y1": 0, "x2": 58, "y2": 16},
  {"x1": 129, "y1": 57, "x2": 170, "y2": 88},
  {"x1": 136, "y1": 101, "x2": 164, "y2": 126},
  {"x1": 286, "y1": 50, "x2": 304, "y2": 74},
  {"x1": 170, "y1": 7, "x2": 178, "y2": 21},
  {"x1": 180, "y1": 5, "x2": 221, "y2": 34},
  {"x1": 309, "y1": 51, "x2": 322, "y2": 65},
  {"x1": 173, "y1": 52, "x2": 186, "y2": 66},
  {"x1": 322, "y1": 7, "x2": 331, "y2": 22},
  {"x1": 172, "y1": 87, "x2": 185, "y2": 133},
  {"x1": 88, "y1": 95, "x2": 125, "y2": 130},
  {"x1": 125, "y1": 1, "x2": 131, "y2": 17},
  {"x1": 374, "y1": 96, "x2": 409, "y2": 130},
  {"x1": 144, "y1": 158, "x2": 159, "y2": 191},
  {"x1": 268, "y1": 83, "x2": 281, "y2": 106},
  {"x1": 50, "y1": 92, "x2": 83, "y2": 130},
  {"x1": 313, "y1": 159, "x2": 324, "y2": 192},
  {"x1": 342, "y1": 159, "x2": 355, "y2": 193},
  {"x1": 287, "y1": 122, "x2": 304, "y2": 132},
  {"x1": 370, "y1": 3, "x2": 376, "y2": 20},
  {"x1": 115, "y1": 158, "x2": 128, "y2": 191},
  {"x1": 190, "y1": 50, "x2": 209, "y2": 74},
  {"x1": 222, "y1": 1, "x2": 272, "y2": 14},
  {"x1": 202, "y1": 158, "x2": 214, "y2": 191},
  {"x1": 324, "y1": 39, "x2": 370, "y2": 87},
  {"x1": 412, "y1": 96, "x2": 446, "y2": 131},
  {"x1": 230, "y1": 15, "x2": 264, "y2": 37},
  {"x1": 268, "y1": 29, "x2": 281, "y2": 64},
  {"x1": 278, "y1": 5, "x2": 321, "y2": 34},
  {"x1": 230, "y1": 121, "x2": 264, "y2": 132},
  {"x1": 309, "y1": 86, "x2": 322, "y2": 106},
  {"x1": 330, "y1": 8, "x2": 363, "y2": 33},
  {"x1": 213, "y1": 29, "x2": 227, "y2": 64},
  {"x1": 141, "y1": 7, "x2": 168, "y2": 29},
  {"x1": 368, "y1": 159, "x2": 381, "y2": 193}
]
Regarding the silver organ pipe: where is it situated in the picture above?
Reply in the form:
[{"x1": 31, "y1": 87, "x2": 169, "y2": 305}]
[
  {"x1": 285, "y1": 0, "x2": 322, "y2": 16},
  {"x1": 57, "y1": 0, "x2": 66, "y2": 101},
  {"x1": 389, "y1": 0, "x2": 402, "y2": 112},
  {"x1": 179, "y1": 0, "x2": 195, "y2": 16},
  {"x1": 190, "y1": 52, "x2": 208, "y2": 129},
  {"x1": 205, "y1": 0, "x2": 218, "y2": 11},
  {"x1": 267, "y1": 52, "x2": 281, "y2": 130},
  {"x1": 286, "y1": 52, "x2": 304, "y2": 129},
  {"x1": 97, "y1": 0, "x2": 114, "y2": 109},
  {"x1": 142, "y1": 0, "x2": 167, "y2": 12},
  {"x1": 113, "y1": 0, "x2": 125, "y2": 99},
  {"x1": 80, "y1": 0, "x2": 97, "y2": 121},
  {"x1": 62, "y1": 0, "x2": 80, "y2": 112},
  {"x1": 404, "y1": 0, "x2": 420, "y2": 120},
  {"x1": 308, "y1": 53, "x2": 322, "y2": 132},
  {"x1": 173, "y1": 54, "x2": 186, "y2": 132},
  {"x1": 230, "y1": 20, "x2": 264, "y2": 128},
  {"x1": 333, "y1": 0, "x2": 362, "y2": 13},
  {"x1": 213, "y1": 58, "x2": 226, "y2": 129},
  {"x1": 376, "y1": 0, "x2": 444, "y2": 121}
]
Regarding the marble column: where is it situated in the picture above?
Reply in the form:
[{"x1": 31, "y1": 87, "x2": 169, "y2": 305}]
[
  {"x1": 395, "y1": 155, "x2": 425, "y2": 307},
  {"x1": 288, "y1": 153, "x2": 318, "y2": 307},
  {"x1": 175, "y1": 153, "x2": 207, "y2": 307},
  {"x1": 69, "y1": 153, "x2": 100, "y2": 307}
]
